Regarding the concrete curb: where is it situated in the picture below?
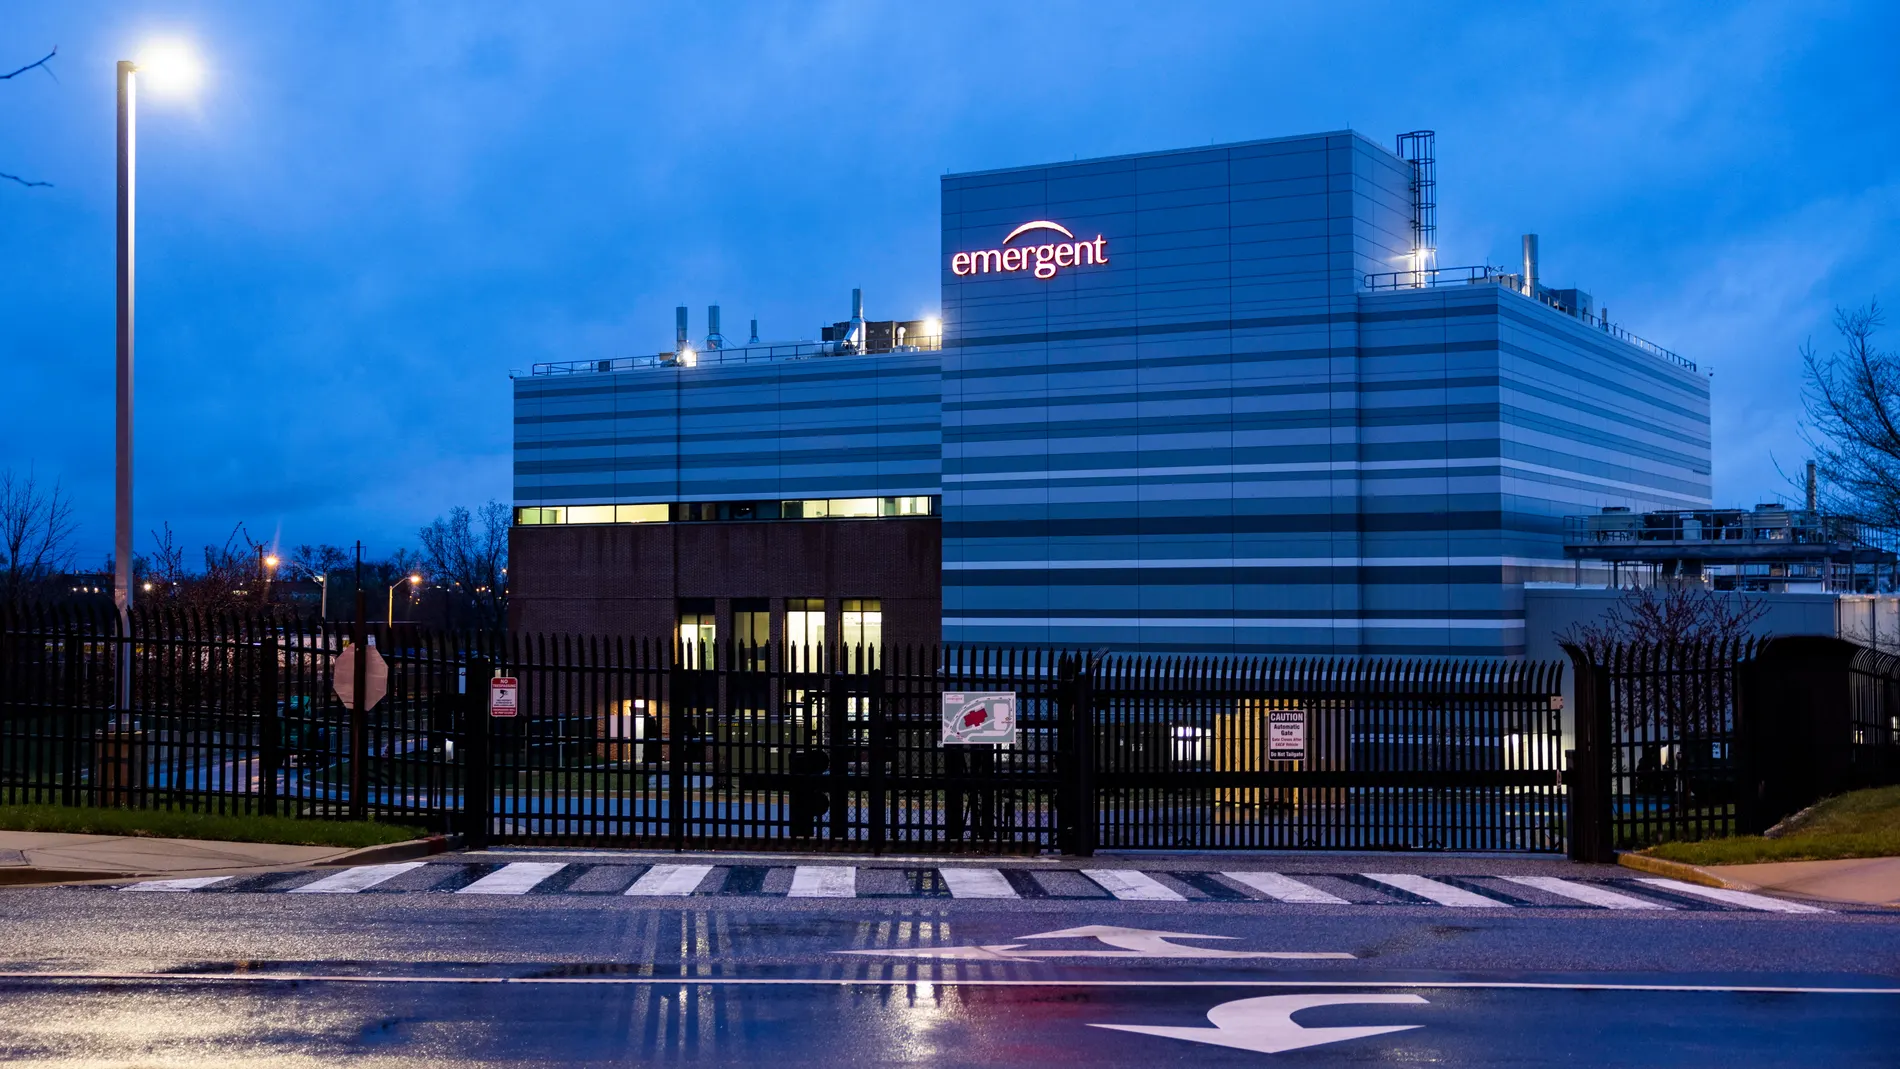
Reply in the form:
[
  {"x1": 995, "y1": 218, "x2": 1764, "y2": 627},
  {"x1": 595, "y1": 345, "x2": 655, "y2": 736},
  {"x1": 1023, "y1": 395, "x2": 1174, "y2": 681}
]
[
  {"x1": 1616, "y1": 851, "x2": 1757, "y2": 890},
  {"x1": 0, "y1": 867, "x2": 142, "y2": 886},
  {"x1": 317, "y1": 834, "x2": 460, "y2": 867}
]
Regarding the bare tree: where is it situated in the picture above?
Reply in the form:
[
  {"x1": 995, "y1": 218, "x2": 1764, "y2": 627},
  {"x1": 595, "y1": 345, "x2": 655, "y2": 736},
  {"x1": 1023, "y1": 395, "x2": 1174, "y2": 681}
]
[
  {"x1": 1802, "y1": 301, "x2": 1900, "y2": 525},
  {"x1": 2, "y1": 48, "x2": 57, "y2": 190},
  {"x1": 0, "y1": 467, "x2": 78, "y2": 609},
  {"x1": 1560, "y1": 579, "x2": 1768, "y2": 658},
  {"x1": 419, "y1": 502, "x2": 509, "y2": 630}
]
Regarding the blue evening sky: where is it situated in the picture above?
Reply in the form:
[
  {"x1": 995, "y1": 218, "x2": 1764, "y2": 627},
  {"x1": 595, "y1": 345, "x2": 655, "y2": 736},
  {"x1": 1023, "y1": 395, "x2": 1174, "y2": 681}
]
[{"x1": 2, "y1": 1, "x2": 1896, "y2": 564}]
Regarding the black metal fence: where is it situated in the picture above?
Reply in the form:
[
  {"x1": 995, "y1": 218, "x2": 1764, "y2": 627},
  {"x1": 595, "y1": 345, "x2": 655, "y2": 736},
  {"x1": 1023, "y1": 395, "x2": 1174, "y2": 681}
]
[
  {"x1": 1566, "y1": 635, "x2": 1900, "y2": 859},
  {"x1": 0, "y1": 608, "x2": 1568, "y2": 854}
]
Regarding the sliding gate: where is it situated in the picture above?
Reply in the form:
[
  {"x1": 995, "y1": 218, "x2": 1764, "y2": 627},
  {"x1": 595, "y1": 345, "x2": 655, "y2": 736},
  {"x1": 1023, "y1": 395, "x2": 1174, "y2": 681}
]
[
  {"x1": 476, "y1": 639, "x2": 1566, "y2": 855},
  {"x1": 1087, "y1": 657, "x2": 1568, "y2": 853}
]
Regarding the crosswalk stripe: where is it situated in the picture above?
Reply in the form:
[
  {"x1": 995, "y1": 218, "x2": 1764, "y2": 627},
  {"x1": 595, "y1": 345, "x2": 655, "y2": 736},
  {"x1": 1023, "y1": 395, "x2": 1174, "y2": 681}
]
[
  {"x1": 1633, "y1": 878, "x2": 1830, "y2": 914},
  {"x1": 456, "y1": 862, "x2": 567, "y2": 895},
  {"x1": 939, "y1": 868, "x2": 1019, "y2": 899},
  {"x1": 1081, "y1": 869, "x2": 1184, "y2": 901},
  {"x1": 1221, "y1": 871, "x2": 1349, "y2": 904},
  {"x1": 287, "y1": 862, "x2": 427, "y2": 894},
  {"x1": 1499, "y1": 875, "x2": 1674, "y2": 910},
  {"x1": 1362, "y1": 873, "x2": 1507, "y2": 907},
  {"x1": 624, "y1": 863, "x2": 713, "y2": 896},
  {"x1": 122, "y1": 876, "x2": 231, "y2": 893},
  {"x1": 788, "y1": 865, "x2": 857, "y2": 898}
]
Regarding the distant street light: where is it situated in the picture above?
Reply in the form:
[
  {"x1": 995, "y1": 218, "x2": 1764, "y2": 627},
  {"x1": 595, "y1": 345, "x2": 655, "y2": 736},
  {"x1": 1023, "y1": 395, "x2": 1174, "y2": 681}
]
[
  {"x1": 113, "y1": 40, "x2": 203, "y2": 711},
  {"x1": 388, "y1": 574, "x2": 422, "y2": 627}
]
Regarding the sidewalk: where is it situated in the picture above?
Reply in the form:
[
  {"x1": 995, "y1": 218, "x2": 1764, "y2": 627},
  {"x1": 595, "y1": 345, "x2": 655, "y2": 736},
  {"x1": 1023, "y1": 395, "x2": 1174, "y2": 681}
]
[
  {"x1": 0, "y1": 831, "x2": 438, "y2": 885},
  {"x1": 1706, "y1": 856, "x2": 1900, "y2": 908}
]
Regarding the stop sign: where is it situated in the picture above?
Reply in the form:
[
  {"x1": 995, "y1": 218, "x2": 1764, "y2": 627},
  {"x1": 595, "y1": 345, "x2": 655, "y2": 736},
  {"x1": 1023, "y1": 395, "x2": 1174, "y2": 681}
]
[{"x1": 332, "y1": 642, "x2": 389, "y2": 710}]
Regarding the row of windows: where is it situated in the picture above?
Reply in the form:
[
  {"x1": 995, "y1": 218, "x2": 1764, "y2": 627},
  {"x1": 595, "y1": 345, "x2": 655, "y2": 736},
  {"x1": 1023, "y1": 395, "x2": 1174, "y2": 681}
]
[
  {"x1": 680, "y1": 599, "x2": 883, "y2": 666},
  {"x1": 516, "y1": 497, "x2": 936, "y2": 527}
]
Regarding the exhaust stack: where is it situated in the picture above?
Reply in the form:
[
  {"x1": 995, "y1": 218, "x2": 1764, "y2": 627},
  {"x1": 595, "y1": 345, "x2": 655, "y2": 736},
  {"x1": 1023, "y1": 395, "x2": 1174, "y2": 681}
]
[
  {"x1": 1522, "y1": 234, "x2": 1540, "y2": 298},
  {"x1": 675, "y1": 306, "x2": 689, "y2": 350},
  {"x1": 707, "y1": 305, "x2": 723, "y2": 349}
]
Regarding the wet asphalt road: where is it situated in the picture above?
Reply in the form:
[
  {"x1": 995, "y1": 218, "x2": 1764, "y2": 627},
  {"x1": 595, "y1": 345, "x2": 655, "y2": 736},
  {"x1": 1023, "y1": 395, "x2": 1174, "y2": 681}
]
[{"x1": 0, "y1": 849, "x2": 1895, "y2": 1067}]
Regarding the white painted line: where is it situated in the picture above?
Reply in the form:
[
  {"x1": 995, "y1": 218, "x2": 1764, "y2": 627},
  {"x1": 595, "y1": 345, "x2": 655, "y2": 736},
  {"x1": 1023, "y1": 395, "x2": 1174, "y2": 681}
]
[
  {"x1": 939, "y1": 868, "x2": 1019, "y2": 899},
  {"x1": 1499, "y1": 876, "x2": 1674, "y2": 910},
  {"x1": 788, "y1": 866, "x2": 857, "y2": 898},
  {"x1": 456, "y1": 862, "x2": 566, "y2": 895},
  {"x1": 1361, "y1": 873, "x2": 1507, "y2": 908},
  {"x1": 623, "y1": 864, "x2": 713, "y2": 897},
  {"x1": 287, "y1": 862, "x2": 428, "y2": 895},
  {"x1": 1634, "y1": 878, "x2": 1831, "y2": 914},
  {"x1": 4, "y1": 973, "x2": 1888, "y2": 994},
  {"x1": 1082, "y1": 869, "x2": 1185, "y2": 902},
  {"x1": 121, "y1": 876, "x2": 231, "y2": 893},
  {"x1": 1221, "y1": 871, "x2": 1349, "y2": 904}
]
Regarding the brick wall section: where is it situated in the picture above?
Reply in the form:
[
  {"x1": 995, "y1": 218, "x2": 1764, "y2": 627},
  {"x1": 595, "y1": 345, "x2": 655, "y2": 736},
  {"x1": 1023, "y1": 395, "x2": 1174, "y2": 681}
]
[{"x1": 509, "y1": 517, "x2": 942, "y2": 647}]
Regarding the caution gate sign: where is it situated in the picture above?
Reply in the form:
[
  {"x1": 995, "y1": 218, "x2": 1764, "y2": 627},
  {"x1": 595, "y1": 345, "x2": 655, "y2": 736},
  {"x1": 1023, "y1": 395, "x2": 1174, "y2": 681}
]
[{"x1": 1268, "y1": 709, "x2": 1306, "y2": 760}]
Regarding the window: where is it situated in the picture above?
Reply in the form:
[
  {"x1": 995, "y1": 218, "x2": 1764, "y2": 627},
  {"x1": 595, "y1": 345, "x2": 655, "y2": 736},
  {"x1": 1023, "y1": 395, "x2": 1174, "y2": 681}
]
[
  {"x1": 515, "y1": 507, "x2": 563, "y2": 525},
  {"x1": 566, "y1": 505, "x2": 615, "y2": 525},
  {"x1": 882, "y1": 496, "x2": 933, "y2": 516},
  {"x1": 616, "y1": 503, "x2": 667, "y2": 523},
  {"x1": 786, "y1": 598, "x2": 826, "y2": 665},
  {"x1": 826, "y1": 498, "x2": 879, "y2": 518},
  {"x1": 678, "y1": 600, "x2": 715, "y2": 666},
  {"x1": 841, "y1": 598, "x2": 882, "y2": 669},
  {"x1": 734, "y1": 599, "x2": 770, "y2": 671}
]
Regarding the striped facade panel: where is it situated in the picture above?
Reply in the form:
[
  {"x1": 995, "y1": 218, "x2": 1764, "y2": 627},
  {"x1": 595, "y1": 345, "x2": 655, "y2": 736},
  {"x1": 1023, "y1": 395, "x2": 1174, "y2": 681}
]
[
  {"x1": 941, "y1": 131, "x2": 1710, "y2": 656},
  {"x1": 513, "y1": 353, "x2": 940, "y2": 505}
]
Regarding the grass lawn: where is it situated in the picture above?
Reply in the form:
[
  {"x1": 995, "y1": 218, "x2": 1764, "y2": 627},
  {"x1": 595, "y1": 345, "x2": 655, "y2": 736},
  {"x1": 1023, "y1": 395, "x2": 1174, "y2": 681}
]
[
  {"x1": 0, "y1": 803, "x2": 426, "y2": 849},
  {"x1": 1641, "y1": 785, "x2": 1900, "y2": 866}
]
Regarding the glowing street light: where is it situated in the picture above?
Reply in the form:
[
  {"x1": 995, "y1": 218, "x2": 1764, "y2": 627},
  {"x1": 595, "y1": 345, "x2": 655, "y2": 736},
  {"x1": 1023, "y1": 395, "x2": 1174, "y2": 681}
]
[
  {"x1": 388, "y1": 573, "x2": 422, "y2": 627},
  {"x1": 114, "y1": 39, "x2": 204, "y2": 712}
]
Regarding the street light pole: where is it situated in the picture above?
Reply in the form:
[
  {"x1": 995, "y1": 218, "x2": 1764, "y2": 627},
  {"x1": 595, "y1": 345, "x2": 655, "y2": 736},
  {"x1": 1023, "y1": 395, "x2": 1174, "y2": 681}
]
[
  {"x1": 114, "y1": 59, "x2": 137, "y2": 714},
  {"x1": 388, "y1": 574, "x2": 421, "y2": 628}
]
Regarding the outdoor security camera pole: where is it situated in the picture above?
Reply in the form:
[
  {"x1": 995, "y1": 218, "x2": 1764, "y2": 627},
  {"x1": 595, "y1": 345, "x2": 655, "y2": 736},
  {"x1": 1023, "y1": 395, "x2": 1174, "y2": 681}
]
[
  {"x1": 113, "y1": 59, "x2": 137, "y2": 712},
  {"x1": 352, "y1": 541, "x2": 368, "y2": 820}
]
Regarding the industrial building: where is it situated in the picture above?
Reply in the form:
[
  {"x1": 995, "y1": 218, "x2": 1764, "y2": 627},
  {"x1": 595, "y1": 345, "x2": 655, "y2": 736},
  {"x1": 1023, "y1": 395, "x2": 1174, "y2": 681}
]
[{"x1": 510, "y1": 129, "x2": 1712, "y2": 657}]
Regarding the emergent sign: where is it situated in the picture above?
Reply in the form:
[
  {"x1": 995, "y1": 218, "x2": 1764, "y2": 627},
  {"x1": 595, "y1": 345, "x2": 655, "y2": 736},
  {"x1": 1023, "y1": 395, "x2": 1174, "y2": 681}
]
[
  {"x1": 950, "y1": 220, "x2": 1108, "y2": 280},
  {"x1": 942, "y1": 691, "x2": 1018, "y2": 745}
]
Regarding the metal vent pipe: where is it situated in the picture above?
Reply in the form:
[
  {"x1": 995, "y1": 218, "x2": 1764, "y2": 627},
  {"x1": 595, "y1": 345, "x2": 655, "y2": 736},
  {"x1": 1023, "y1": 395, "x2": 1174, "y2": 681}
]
[
  {"x1": 675, "y1": 306, "x2": 689, "y2": 349},
  {"x1": 749, "y1": 318, "x2": 760, "y2": 344},
  {"x1": 1521, "y1": 234, "x2": 1540, "y2": 298},
  {"x1": 707, "y1": 305, "x2": 722, "y2": 349}
]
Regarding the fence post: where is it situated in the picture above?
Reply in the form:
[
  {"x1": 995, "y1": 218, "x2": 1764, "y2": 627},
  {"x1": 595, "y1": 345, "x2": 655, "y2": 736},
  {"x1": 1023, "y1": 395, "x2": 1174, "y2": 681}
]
[
  {"x1": 1563, "y1": 643, "x2": 1614, "y2": 863},
  {"x1": 1074, "y1": 653, "x2": 1097, "y2": 857},
  {"x1": 259, "y1": 634, "x2": 279, "y2": 817},
  {"x1": 667, "y1": 658, "x2": 686, "y2": 851},
  {"x1": 868, "y1": 657, "x2": 886, "y2": 856},
  {"x1": 461, "y1": 656, "x2": 492, "y2": 849},
  {"x1": 62, "y1": 632, "x2": 81, "y2": 808},
  {"x1": 826, "y1": 664, "x2": 849, "y2": 842}
]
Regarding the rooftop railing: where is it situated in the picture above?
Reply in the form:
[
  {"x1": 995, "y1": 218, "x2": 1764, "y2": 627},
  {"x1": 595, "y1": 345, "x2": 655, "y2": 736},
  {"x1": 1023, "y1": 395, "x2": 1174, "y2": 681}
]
[
  {"x1": 1363, "y1": 264, "x2": 1695, "y2": 373},
  {"x1": 530, "y1": 335, "x2": 942, "y2": 377}
]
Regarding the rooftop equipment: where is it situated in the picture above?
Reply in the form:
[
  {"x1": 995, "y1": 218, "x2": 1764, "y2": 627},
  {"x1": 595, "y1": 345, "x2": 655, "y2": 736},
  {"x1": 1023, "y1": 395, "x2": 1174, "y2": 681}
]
[
  {"x1": 1396, "y1": 130, "x2": 1437, "y2": 283},
  {"x1": 707, "y1": 305, "x2": 725, "y2": 350},
  {"x1": 1522, "y1": 234, "x2": 1539, "y2": 298}
]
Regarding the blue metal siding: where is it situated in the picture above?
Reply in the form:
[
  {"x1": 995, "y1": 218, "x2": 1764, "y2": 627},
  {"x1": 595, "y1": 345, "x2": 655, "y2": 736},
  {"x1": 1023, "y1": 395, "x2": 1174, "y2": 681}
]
[
  {"x1": 512, "y1": 352, "x2": 941, "y2": 505},
  {"x1": 939, "y1": 131, "x2": 1710, "y2": 656}
]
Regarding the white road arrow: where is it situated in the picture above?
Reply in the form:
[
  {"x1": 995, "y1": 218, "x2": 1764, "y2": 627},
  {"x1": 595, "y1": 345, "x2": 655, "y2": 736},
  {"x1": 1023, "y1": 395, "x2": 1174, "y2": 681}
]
[
  {"x1": 1091, "y1": 993, "x2": 1427, "y2": 1054},
  {"x1": 835, "y1": 926, "x2": 1353, "y2": 961}
]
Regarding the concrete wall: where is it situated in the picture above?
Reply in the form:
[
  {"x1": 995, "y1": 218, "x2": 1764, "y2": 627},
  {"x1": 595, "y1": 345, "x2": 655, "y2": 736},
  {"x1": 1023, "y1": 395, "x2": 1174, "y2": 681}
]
[{"x1": 1522, "y1": 585, "x2": 1898, "y2": 745}]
